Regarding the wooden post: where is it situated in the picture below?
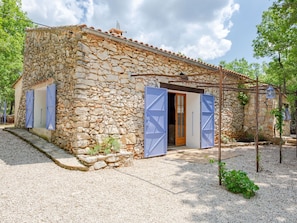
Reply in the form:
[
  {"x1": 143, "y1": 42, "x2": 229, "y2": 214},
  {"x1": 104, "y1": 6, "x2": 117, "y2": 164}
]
[
  {"x1": 295, "y1": 91, "x2": 297, "y2": 158},
  {"x1": 279, "y1": 86, "x2": 282, "y2": 163},
  {"x1": 255, "y1": 76, "x2": 259, "y2": 172},
  {"x1": 218, "y1": 66, "x2": 223, "y2": 185}
]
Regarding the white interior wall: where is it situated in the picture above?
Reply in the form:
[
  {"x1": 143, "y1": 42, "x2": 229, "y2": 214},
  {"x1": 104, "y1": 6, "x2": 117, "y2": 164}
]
[
  {"x1": 186, "y1": 93, "x2": 201, "y2": 148},
  {"x1": 34, "y1": 87, "x2": 46, "y2": 128}
]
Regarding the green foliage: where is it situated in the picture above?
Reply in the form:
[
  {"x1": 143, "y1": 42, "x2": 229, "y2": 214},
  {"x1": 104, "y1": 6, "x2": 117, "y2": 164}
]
[
  {"x1": 237, "y1": 84, "x2": 249, "y2": 106},
  {"x1": 219, "y1": 58, "x2": 264, "y2": 79},
  {"x1": 209, "y1": 158, "x2": 215, "y2": 164},
  {"x1": 88, "y1": 137, "x2": 120, "y2": 155},
  {"x1": 219, "y1": 162, "x2": 259, "y2": 199},
  {"x1": 271, "y1": 108, "x2": 284, "y2": 135},
  {"x1": 238, "y1": 91, "x2": 249, "y2": 106},
  {"x1": 221, "y1": 135, "x2": 236, "y2": 144},
  {"x1": 253, "y1": 0, "x2": 297, "y2": 111},
  {"x1": 0, "y1": 0, "x2": 34, "y2": 112}
]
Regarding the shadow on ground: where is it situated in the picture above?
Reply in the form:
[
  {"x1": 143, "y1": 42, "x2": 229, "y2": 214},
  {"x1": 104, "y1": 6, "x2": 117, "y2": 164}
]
[
  {"x1": 169, "y1": 145, "x2": 297, "y2": 222},
  {"x1": 0, "y1": 129, "x2": 52, "y2": 166}
]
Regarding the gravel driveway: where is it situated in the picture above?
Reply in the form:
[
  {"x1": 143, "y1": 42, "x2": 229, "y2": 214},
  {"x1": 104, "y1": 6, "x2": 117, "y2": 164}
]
[{"x1": 0, "y1": 129, "x2": 296, "y2": 223}]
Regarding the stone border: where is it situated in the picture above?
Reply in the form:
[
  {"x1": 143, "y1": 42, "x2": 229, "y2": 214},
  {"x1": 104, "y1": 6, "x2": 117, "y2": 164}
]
[{"x1": 77, "y1": 151, "x2": 133, "y2": 170}]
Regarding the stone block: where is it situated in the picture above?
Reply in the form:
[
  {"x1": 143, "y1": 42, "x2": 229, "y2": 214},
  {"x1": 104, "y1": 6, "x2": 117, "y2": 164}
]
[
  {"x1": 98, "y1": 51, "x2": 109, "y2": 60},
  {"x1": 135, "y1": 82, "x2": 144, "y2": 91},
  {"x1": 77, "y1": 155, "x2": 98, "y2": 165},
  {"x1": 74, "y1": 107, "x2": 89, "y2": 115},
  {"x1": 125, "y1": 133, "x2": 136, "y2": 145},
  {"x1": 106, "y1": 74, "x2": 119, "y2": 82},
  {"x1": 112, "y1": 66, "x2": 124, "y2": 73},
  {"x1": 77, "y1": 133, "x2": 91, "y2": 140},
  {"x1": 94, "y1": 161, "x2": 107, "y2": 170},
  {"x1": 105, "y1": 155, "x2": 120, "y2": 163}
]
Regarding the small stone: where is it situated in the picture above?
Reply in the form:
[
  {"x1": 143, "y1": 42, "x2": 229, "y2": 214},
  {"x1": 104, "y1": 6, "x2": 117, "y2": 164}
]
[
  {"x1": 94, "y1": 161, "x2": 107, "y2": 170},
  {"x1": 78, "y1": 155, "x2": 98, "y2": 165},
  {"x1": 108, "y1": 162, "x2": 120, "y2": 167},
  {"x1": 105, "y1": 155, "x2": 120, "y2": 163}
]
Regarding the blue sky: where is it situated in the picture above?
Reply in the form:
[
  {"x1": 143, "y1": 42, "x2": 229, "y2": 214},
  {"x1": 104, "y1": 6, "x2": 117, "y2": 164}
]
[
  {"x1": 21, "y1": 0, "x2": 273, "y2": 66},
  {"x1": 208, "y1": 0, "x2": 273, "y2": 65}
]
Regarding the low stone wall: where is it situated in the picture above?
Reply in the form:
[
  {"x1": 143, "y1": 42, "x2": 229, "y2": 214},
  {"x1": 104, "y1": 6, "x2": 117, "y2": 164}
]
[{"x1": 77, "y1": 151, "x2": 133, "y2": 170}]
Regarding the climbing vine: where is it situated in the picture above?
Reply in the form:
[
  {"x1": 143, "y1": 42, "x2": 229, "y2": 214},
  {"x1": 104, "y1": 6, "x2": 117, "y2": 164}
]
[
  {"x1": 237, "y1": 84, "x2": 249, "y2": 106},
  {"x1": 271, "y1": 108, "x2": 284, "y2": 135}
]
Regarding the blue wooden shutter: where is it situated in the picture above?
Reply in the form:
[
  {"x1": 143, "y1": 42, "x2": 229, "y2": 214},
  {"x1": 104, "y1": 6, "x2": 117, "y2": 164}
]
[
  {"x1": 201, "y1": 94, "x2": 215, "y2": 148},
  {"x1": 46, "y1": 84, "x2": 56, "y2": 130},
  {"x1": 25, "y1": 90, "x2": 34, "y2": 128},
  {"x1": 144, "y1": 86, "x2": 168, "y2": 158}
]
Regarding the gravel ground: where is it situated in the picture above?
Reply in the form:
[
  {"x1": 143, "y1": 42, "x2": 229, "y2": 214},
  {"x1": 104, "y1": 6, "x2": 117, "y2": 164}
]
[{"x1": 0, "y1": 129, "x2": 296, "y2": 223}]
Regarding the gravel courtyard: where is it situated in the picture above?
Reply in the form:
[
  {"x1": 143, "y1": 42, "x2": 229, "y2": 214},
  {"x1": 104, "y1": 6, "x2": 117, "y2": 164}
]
[{"x1": 0, "y1": 128, "x2": 296, "y2": 223}]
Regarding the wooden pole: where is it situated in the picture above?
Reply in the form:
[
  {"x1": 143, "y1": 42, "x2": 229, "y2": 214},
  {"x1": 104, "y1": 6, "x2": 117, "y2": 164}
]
[
  {"x1": 279, "y1": 86, "x2": 282, "y2": 163},
  {"x1": 295, "y1": 91, "x2": 297, "y2": 158},
  {"x1": 255, "y1": 76, "x2": 259, "y2": 172},
  {"x1": 218, "y1": 66, "x2": 223, "y2": 185}
]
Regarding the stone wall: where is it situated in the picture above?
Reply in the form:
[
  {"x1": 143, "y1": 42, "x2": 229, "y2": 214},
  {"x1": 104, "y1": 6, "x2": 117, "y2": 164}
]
[
  {"x1": 17, "y1": 25, "x2": 82, "y2": 152},
  {"x1": 244, "y1": 88, "x2": 291, "y2": 140},
  {"x1": 18, "y1": 25, "x2": 248, "y2": 158},
  {"x1": 13, "y1": 76, "x2": 23, "y2": 124}
]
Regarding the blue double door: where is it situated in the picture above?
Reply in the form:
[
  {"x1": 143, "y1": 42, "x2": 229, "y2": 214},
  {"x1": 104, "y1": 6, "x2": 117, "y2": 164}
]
[{"x1": 144, "y1": 86, "x2": 215, "y2": 158}]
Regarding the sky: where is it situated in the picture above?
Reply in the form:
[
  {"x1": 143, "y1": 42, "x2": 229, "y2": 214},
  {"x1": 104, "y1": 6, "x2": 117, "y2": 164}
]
[{"x1": 21, "y1": 0, "x2": 273, "y2": 66}]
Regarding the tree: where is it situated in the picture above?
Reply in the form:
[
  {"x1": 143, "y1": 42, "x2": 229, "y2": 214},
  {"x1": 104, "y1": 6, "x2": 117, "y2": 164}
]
[
  {"x1": 0, "y1": 0, "x2": 33, "y2": 114},
  {"x1": 253, "y1": 0, "x2": 297, "y2": 92},
  {"x1": 219, "y1": 58, "x2": 264, "y2": 79},
  {"x1": 253, "y1": 0, "x2": 297, "y2": 162}
]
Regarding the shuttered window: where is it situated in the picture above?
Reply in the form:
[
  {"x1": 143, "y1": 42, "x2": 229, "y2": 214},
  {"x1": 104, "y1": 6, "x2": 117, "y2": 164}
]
[
  {"x1": 25, "y1": 90, "x2": 34, "y2": 128},
  {"x1": 46, "y1": 84, "x2": 56, "y2": 130}
]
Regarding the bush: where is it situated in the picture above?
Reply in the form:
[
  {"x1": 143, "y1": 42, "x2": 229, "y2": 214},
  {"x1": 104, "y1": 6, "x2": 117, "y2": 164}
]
[
  {"x1": 219, "y1": 162, "x2": 259, "y2": 199},
  {"x1": 88, "y1": 136, "x2": 120, "y2": 155}
]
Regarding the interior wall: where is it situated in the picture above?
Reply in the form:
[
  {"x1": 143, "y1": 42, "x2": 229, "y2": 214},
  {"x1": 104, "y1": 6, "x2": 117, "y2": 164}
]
[
  {"x1": 34, "y1": 87, "x2": 46, "y2": 128},
  {"x1": 186, "y1": 92, "x2": 201, "y2": 148}
]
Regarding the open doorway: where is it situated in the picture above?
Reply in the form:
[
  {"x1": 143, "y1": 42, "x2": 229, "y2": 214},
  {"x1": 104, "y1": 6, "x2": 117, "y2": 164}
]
[{"x1": 168, "y1": 93, "x2": 186, "y2": 146}]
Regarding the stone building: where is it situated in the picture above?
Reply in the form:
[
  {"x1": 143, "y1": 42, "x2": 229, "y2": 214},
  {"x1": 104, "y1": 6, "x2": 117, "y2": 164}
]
[
  {"x1": 16, "y1": 24, "x2": 273, "y2": 161},
  {"x1": 244, "y1": 87, "x2": 291, "y2": 140}
]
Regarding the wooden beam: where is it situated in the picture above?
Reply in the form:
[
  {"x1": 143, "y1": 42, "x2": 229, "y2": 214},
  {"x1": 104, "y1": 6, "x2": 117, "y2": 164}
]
[{"x1": 160, "y1": 83, "x2": 204, "y2": 94}]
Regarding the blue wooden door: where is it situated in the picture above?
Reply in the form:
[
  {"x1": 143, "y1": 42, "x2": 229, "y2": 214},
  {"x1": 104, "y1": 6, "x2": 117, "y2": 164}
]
[
  {"x1": 46, "y1": 84, "x2": 56, "y2": 130},
  {"x1": 144, "y1": 86, "x2": 168, "y2": 158},
  {"x1": 25, "y1": 90, "x2": 34, "y2": 128},
  {"x1": 201, "y1": 94, "x2": 215, "y2": 148}
]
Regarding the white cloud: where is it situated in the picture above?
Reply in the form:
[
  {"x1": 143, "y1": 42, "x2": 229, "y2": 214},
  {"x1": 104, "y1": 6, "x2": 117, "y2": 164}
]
[
  {"x1": 22, "y1": 0, "x2": 90, "y2": 25},
  {"x1": 182, "y1": 35, "x2": 232, "y2": 60},
  {"x1": 22, "y1": 0, "x2": 239, "y2": 60},
  {"x1": 208, "y1": 0, "x2": 240, "y2": 39}
]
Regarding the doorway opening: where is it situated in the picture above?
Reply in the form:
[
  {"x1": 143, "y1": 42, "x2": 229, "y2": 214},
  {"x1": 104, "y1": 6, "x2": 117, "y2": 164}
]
[{"x1": 168, "y1": 93, "x2": 186, "y2": 146}]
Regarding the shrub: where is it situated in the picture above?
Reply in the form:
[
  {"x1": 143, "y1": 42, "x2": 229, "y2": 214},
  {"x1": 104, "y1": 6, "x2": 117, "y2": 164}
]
[
  {"x1": 219, "y1": 162, "x2": 259, "y2": 199},
  {"x1": 88, "y1": 136, "x2": 120, "y2": 155}
]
